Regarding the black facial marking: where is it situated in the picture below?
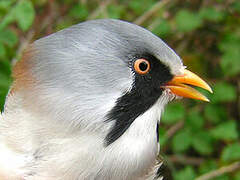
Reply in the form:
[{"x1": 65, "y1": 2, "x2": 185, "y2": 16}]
[
  {"x1": 156, "y1": 123, "x2": 159, "y2": 143},
  {"x1": 105, "y1": 53, "x2": 173, "y2": 146}
]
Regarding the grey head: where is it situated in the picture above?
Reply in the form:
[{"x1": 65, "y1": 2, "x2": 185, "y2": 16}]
[{"x1": 13, "y1": 19, "x2": 183, "y2": 145}]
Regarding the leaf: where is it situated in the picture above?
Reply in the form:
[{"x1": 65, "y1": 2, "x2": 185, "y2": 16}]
[
  {"x1": 211, "y1": 82, "x2": 237, "y2": 103},
  {"x1": 211, "y1": 121, "x2": 238, "y2": 141},
  {"x1": 172, "y1": 129, "x2": 192, "y2": 152},
  {"x1": 204, "y1": 104, "x2": 227, "y2": 124},
  {"x1": 218, "y1": 33, "x2": 240, "y2": 76},
  {"x1": 199, "y1": 7, "x2": 225, "y2": 22},
  {"x1": 220, "y1": 50, "x2": 240, "y2": 77},
  {"x1": 176, "y1": 10, "x2": 203, "y2": 32},
  {"x1": 107, "y1": 5, "x2": 125, "y2": 19},
  {"x1": 218, "y1": 34, "x2": 240, "y2": 53},
  {"x1": 15, "y1": 0, "x2": 35, "y2": 31},
  {"x1": 129, "y1": 0, "x2": 155, "y2": 16},
  {"x1": 69, "y1": 4, "x2": 89, "y2": 20},
  {"x1": 0, "y1": 29, "x2": 18, "y2": 47},
  {"x1": 174, "y1": 166, "x2": 196, "y2": 180},
  {"x1": 0, "y1": 42, "x2": 6, "y2": 59},
  {"x1": 162, "y1": 102, "x2": 185, "y2": 124},
  {"x1": 221, "y1": 143, "x2": 240, "y2": 162},
  {"x1": 0, "y1": 71, "x2": 11, "y2": 89},
  {"x1": 0, "y1": 0, "x2": 35, "y2": 31},
  {"x1": 152, "y1": 19, "x2": 171, "y2": 37},
  {"x1": 186, "y1": 110, "x2": 204, "y2": 130},
  {"x1": 0, "y1": 0, "x2": 16, "y2": 10},
  {"x1": 0, "y1": 7, "x2": 16, "y2": 30},
  {"x1": 0, "y1": 59, "x2": 12, "y2": 76},
  {"x1": 192, "y1": 131, "x2": 213, "y2": 155}
]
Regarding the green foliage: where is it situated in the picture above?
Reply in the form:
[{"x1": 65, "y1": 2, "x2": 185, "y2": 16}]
[
  {"x1": 107, "y1": 5, "x2": 125, "y2": 19},
  {"x1": 0, "y1": 0, "x2": 35, "y2": 110},
  {"x1": 152, "y1": 19, "x2": 171, "y2": 37},
  {"x1": 69, "y1": 4, "x2": 89, "y2": 20},
  {"x1": 218, "y1": 33, "x2": 240, "y2": 76},
  {"x1": 204, "y1": 104, "x2": 227, "y2": 124},
  {"x1": 0, "y1": 0, "x2": 239, "y2": 179},
  {"x1": 172, "y1": 129, "x2": 192, "y2": 152},
  {"x1": 0, "y1": 0, "x2": 35, "y2": 31},
  {"x1": 192, "y1": 131, "x2": 213, "y2": 155},
  {"x1": 0, "y1": 29, "x2": 18, "y2": 47},
  {"x1": 159, "y1": 127, "x2": 168, "y2": 146},
  {"x1": 211, "y1": 82, "x2": 237, "y2": 103},
  {"x1": 199, "y1": 160, "x2": 218, "y2": 174},
  {"x1": 0, "y1": 60, "x2": 11, "y2": 109},
  {"x1": 14, "y1": 0, "x2": 35, "y2": 31},
  {"x1": 216, "y1": 175, "x2": 230, "y2": 180},
  {"x1": 170, "y1": 108, "x2": 214, "y2": 155},
  {"x1": 221, "y1": 143, "x2": 240, "y2": 162},
  {"x1": 174, "y1": 166, "x2": 196, "y2": 180},
  {"x1": 199, "y1": 7, "x2": 225, "y2": 22},
  {"x1": 175, "y1": 10, "x2": 202, "y2": 32},
  {"x1": 128, "y1": 0, "x2": 155, "y2": 16},
  {"x1": 186, "y1": 110, "x2": 204, "y2": 130},
  {"x1": 211, "y1": 121, "x2": 238, "y2": 141},
  {"x1": 234, "y1": 172, "x2": 240, "y2": 180},
  {"x1": 162, "y1": 102, "x2": 185, "y2": 124}
]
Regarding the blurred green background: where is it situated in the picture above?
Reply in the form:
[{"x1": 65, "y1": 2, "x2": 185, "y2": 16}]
[{"x1": 0, "y1": 0, "x2": 239, "y2": 179}]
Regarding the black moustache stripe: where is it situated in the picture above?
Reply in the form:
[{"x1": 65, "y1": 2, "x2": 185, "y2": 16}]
[{"x1": 104, "y1": 53, "x2": 173, "y2": 146}]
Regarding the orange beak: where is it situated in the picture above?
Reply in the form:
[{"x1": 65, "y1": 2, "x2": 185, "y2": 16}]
[{"x1": 164, "y1": 69, "x2": 213, "y2": 102}]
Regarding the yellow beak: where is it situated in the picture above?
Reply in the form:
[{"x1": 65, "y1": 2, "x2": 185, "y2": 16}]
[{"x1": 164, "y1": 69, "x2": 213, "y2": 102}]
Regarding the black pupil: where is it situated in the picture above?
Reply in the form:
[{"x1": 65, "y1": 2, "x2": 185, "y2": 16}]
[{"x1": 139, "y1": 61, "x2": 148, "y2": 71}]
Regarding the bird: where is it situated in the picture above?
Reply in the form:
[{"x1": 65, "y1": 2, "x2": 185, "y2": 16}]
[{"x1": 0, "y1": 19, "x2": 212, "y2": 180}]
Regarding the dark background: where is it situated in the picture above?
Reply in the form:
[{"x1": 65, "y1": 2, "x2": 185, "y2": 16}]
[{"x1": 0, "y1": 0, "x2": 239, "y2": 179}]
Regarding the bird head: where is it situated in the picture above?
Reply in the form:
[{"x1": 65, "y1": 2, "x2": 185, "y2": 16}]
[{"x1": 11, "y1": 19, "x2": 212, "y2": 145}]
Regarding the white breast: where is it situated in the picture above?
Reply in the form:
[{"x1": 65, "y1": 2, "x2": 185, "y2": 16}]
[
  {"x1": 95, "y1": 103, "x2": 161, "y2": 180},
  {"x1": 0, "y1": 93, "x2": 166, "y2": 180}
]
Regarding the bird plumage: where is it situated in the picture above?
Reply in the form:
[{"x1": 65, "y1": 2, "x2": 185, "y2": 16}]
[{"x1": 0, "y1": 19, "x2": 185, "y2": 179}]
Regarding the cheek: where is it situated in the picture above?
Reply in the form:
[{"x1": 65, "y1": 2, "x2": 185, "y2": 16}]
[
  {"x1": 150, "y1": 66, "x2": 174, "y2": 84},
  {"x1": 133, "y1": 74, "x2": 163, "y2": 96}
]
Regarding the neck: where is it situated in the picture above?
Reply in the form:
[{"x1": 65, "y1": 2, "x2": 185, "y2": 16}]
[{"x1": 0, "y1": 90, "x2": 167, "y2": 179}]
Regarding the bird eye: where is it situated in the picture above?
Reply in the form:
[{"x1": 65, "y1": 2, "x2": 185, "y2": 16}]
[{"x1": 134, "y1": 59, "x2": 150, "y2": 75}]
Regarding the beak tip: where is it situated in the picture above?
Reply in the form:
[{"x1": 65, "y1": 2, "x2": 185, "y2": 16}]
[
  {"x1": 206, "y1": 85, "x2": 213, "y2": 94},
  {"x1": 166, "y1": 69, "x2": 213, "y2": 102},
  {"x1": 197, "y1": 94, "x2": 210, "y2": 102},
  {"x1": 205, "y1": 98, "x2": 210, "y2": 102}
]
